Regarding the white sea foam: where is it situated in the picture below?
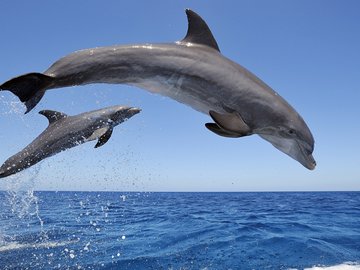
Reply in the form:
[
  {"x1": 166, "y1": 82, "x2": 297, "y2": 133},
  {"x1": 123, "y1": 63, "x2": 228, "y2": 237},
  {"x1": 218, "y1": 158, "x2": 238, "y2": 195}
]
[
  {"x1": 301, "y1": 263, "x2": 360, "y2": 270},
  {"x1": 0, "y1": 240, "x2": 77, "y2": 252}
]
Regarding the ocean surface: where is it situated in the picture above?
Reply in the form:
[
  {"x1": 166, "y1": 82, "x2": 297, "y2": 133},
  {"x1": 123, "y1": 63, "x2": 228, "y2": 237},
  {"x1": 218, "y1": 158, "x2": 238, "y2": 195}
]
[{"x1": 0, "y1": 191, "x2": 359, "y2": 270}]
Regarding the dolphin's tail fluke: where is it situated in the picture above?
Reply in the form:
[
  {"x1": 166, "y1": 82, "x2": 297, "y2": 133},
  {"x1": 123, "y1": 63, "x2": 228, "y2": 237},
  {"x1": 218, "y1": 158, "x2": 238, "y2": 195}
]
[{"x1": 0, "y1": 73, "x2": 54, "y2": 113}]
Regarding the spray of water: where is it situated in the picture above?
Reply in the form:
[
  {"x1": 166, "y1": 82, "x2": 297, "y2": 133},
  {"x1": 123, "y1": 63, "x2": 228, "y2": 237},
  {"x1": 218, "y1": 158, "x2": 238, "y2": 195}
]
[
  {"x1": 1, "y1": 95, "x2": 43, "y2": 225},
  {"x1": 0, "y1": 94, "x2": 25, "y2": 115},
  {"x1": 4, "y1": 166, "x2": 44, "y2": 227}
]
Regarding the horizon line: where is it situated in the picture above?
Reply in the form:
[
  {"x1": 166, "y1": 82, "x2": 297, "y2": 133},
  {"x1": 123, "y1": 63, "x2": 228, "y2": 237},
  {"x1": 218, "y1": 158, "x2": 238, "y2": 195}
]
[{"x1": 0, "y1": 189, "x2": 359, "y2": 193}]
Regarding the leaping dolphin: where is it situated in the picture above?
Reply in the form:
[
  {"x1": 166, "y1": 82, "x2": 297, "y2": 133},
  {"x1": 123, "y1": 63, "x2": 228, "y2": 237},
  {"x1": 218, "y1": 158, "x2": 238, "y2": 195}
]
[
  {"x1": 0, "y1": 9, "x2": 316, "y2": 169},
  {"x1": 0, "y1": 106, "x2": 141, "y2": 178}
]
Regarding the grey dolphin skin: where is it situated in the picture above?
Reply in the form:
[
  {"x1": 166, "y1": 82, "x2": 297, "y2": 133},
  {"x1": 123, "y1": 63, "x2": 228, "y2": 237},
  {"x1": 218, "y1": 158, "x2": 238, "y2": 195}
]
[
  {"x1": 0, "y1": 106, "x2": 141, "y2": 178},
  {"x1": 0, "y1": 9, "x2": 316, "y2": 169}
]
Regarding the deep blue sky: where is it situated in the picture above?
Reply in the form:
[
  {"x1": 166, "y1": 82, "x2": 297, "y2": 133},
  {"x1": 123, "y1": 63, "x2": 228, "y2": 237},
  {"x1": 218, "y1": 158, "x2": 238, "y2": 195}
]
[{"x1": 0, "y1": 1, "x2": 359, "y2": 191}]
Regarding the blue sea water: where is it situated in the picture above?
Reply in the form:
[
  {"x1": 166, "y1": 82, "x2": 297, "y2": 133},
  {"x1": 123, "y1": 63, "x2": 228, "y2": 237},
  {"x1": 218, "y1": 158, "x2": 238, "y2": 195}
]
[{"x1": 0, "y1": 191, "x2": 359, "y2": 270}]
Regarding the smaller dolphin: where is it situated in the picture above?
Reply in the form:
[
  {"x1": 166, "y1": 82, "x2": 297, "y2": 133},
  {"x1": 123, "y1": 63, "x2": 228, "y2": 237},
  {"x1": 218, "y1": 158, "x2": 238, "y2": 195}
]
[{"x1": 0, "y1": 105, "x2": 141, "y2": 178}]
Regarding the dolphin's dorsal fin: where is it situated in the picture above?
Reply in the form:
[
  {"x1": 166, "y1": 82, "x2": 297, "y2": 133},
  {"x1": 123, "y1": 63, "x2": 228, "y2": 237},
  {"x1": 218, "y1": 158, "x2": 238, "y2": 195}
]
[
  {"x1": 181, "y1": 9, "x2": 220, "y2": 52},
  {"x1": 95, "y1": 127, "x2": 113, "y2": 148},
  {"x1": 39, "y1": 110, "x2": 68, "y2": 124}
]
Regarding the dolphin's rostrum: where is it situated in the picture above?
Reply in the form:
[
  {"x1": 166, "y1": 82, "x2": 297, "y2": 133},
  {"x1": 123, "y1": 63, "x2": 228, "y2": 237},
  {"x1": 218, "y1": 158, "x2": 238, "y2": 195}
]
[
  {"x1": 0, "y1": 9, "x2": 316, "y2": 169},
  {"x1": 0, "y1": 106, "x2": 141, "y2": 178}
]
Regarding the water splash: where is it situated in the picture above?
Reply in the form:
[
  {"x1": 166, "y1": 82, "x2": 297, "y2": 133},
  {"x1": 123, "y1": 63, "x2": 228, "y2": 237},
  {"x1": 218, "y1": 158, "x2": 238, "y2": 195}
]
[
  {"x1": 0, "y1": 94, "x2": 25, "y2": 115},
  {"x1": 4, "y1": 165, "x2": 43, "y2": 227}
]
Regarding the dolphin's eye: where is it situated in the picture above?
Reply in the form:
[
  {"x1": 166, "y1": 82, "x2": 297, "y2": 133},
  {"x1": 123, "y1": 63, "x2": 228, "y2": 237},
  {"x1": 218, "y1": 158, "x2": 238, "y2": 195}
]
[{"x1": 288, "y1": 129, "x2": 295, "y2": 135}]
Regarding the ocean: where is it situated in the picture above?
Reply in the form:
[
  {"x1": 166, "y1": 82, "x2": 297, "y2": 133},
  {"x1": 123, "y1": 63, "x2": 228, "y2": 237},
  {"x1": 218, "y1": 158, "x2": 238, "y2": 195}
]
[{"x1": 0, "y1": 191, "x2": 359, "y2": 270}]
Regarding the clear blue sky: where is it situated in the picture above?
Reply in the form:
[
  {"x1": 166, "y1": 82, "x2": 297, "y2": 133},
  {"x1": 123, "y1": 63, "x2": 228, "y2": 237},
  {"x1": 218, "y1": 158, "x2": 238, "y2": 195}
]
[{"x1": 0, "y1": 1, "x2": 359, "y2": 191}]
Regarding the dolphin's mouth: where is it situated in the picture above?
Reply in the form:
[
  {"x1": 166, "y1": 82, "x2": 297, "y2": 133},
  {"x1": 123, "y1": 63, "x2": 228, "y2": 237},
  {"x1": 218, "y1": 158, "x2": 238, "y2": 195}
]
[
  {"x1": 259, "y1": 134, "x2": 316, "y2": 170},
  {"x1": 297, "y1": 141, "x2": 316, "y2": 170},
  {"x1": 128, "y1": 108, "x2": 141, "y2": 114},
  {"x1": 307, "y1": 159, "x2": 316, "y2": 170},
  {"x1": 0, "y1": 166, "x2": 12, "y2": 178}
]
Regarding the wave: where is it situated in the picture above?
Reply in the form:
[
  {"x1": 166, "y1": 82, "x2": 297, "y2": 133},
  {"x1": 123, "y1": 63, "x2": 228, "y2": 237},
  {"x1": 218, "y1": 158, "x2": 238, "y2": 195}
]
[
  {"x1": 0, "y1": 240, "x2": 77, "y2": 252},
  {"x1": 302, "y1": 262, "x2": 360, "y2": 270}
]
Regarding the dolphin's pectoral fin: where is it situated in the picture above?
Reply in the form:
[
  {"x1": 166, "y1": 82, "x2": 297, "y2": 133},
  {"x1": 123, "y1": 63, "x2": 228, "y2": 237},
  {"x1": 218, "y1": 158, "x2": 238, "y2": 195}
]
[
  {"x1": 209, "y1": 110, "x2": 251, "y2": 136},
  {"x1": 205, "y1": 123, "x2": 243, "y2": 138},
  {"x1": 95, "y1": 128, "x2": 113, "y2": 148},
  {"x1": 87, "y1": 127, "x2": 109, "y2": 142},
  {"x1": 180, "y1": 9, "x2": 220, "y2": 52},
  {"x1": 39, "y1": 110, "x2": 68, "y2": 124}
]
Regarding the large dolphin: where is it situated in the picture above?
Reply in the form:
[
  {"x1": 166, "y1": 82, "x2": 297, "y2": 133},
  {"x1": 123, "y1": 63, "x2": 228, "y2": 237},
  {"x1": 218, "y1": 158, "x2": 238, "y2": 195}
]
[
  {"x1": 0, "y1": 105, "x2": 141, "y2": 178},
  {"x1": 0, "y1": 9, "x2": 316, "y2": 169}
]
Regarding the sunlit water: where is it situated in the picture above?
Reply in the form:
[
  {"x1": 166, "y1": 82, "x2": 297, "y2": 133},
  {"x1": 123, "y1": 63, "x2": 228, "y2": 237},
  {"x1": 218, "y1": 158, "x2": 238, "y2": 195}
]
[{"x1": 0, "y1": 190, "x2": 359, "y2": 270}]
